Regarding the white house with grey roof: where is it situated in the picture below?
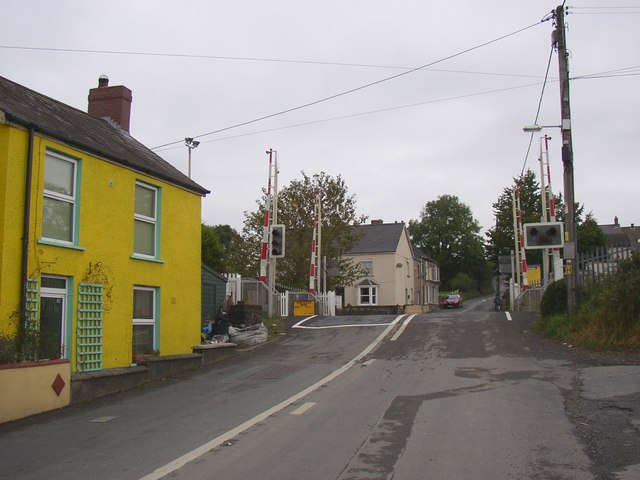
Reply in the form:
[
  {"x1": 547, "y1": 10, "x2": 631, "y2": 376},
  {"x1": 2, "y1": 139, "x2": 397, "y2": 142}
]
[{"x1": 341, "y1": 221, "x2": 439, "y2": 310}]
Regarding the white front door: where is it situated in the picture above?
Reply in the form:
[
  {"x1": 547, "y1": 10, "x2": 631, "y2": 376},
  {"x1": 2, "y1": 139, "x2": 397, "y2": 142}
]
[{"x1": 40, "y1": 277, "x2": 68, "y2": 359}]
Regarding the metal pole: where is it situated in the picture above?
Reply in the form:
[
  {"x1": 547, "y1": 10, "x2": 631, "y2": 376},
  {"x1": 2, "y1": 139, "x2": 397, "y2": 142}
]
[
  {"x1": 269, "y1": 152, "x2": 279, "y2": 318},
  {"x1": 539, "y1": 137, "x2": 550, "y2": 287},
  {"x1": 555, "y1": 5, "x2": 578, "y2": 314},
  {"x1": 512, "y1": 189, "x2": 521, "y2": 297},
  {"x1": 317, "y1": 196, "x2": 322, "y2": 294},
  {"x1": 187, "y1": 147, "x2": 192, "y2": 178}
]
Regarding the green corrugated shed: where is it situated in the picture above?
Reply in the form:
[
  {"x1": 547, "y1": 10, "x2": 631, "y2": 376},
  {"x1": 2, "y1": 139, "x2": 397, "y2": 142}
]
[{"x1": 201, "y1": 264, "x2": 227, "y2": 327}]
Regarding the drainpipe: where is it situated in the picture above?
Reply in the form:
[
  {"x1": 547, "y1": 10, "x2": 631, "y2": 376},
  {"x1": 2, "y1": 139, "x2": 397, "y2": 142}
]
[{"x1": 20, "y1": 126, "x2": 35, "y2": 332}]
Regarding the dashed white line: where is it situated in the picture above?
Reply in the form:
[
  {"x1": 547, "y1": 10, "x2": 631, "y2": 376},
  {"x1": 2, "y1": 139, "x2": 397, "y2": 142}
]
[{"x1": 290, "y1": 402, "x2": 316, "y2": 416}]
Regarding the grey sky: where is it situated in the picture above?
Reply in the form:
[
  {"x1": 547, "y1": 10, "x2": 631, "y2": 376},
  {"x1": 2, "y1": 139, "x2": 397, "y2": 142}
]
[{"x1": 3, "y1": 1, "x2": 639, "y2": 234}]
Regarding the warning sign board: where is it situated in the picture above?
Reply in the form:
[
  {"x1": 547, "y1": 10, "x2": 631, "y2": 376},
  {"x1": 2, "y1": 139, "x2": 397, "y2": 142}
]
[{"x1": 293, "y1": 300, "x2": 315, "y2": 316}]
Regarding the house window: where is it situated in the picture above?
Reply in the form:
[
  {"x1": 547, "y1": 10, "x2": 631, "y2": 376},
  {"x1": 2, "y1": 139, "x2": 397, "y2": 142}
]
[
  {"x1": 360, "y1": 260, "x2": 373, "y2": 276},
  {"x1": 134, "y1": 182, "x2": 159, "y2": 258},
  {"x1": 42, "y1": 151, "x2": 78, "y2": 244},
  {"x1": 358, "y1": 285, "x2": 378, "y2": 305},
  {"x1": 133, "y1": 286, "x2": 158, "y2": 356}
]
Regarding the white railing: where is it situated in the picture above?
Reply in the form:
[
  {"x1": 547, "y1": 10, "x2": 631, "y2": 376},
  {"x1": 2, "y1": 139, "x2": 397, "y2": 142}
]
[
  {"x1": 224, "y1": 273, "x2": 242, "y2": 303},
  {"x1": 316, "y1": 291, "x2": 336, "y2": 316}
]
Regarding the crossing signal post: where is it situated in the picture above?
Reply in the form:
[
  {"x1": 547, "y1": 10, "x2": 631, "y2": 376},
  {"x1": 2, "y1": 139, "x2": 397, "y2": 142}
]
[
  {"x1": 524, "y1": 222, "x2": 564, "y2": 250},
  {"x1": 270, "y1": 224, "x2": 285, "y2": 258}
]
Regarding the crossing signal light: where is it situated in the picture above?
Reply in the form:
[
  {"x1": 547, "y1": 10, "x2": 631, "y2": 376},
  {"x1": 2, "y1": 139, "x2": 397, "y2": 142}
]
[
  {"x1": 270, "y1": 224, "x2": 286, "y2": 258},
  {"x1": 524, "y1": 222, "x2": 564, "y2": 249}
]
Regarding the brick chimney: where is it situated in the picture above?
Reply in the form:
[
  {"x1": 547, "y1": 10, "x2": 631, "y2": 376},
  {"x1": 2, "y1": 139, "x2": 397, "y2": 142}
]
[{"x1": 87, "y1": 75, "x2": 132, "y2": 133}]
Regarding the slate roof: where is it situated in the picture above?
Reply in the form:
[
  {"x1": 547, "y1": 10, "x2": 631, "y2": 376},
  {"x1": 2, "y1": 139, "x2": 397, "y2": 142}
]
[
  {"x1": 0, "y1": 75, "x2": 209, "y2": 196},
  {"x1": 599, "y1": 223, "x2": 640, "y2": 248},
  {"x1": 346, "y1": 222, "x2": 406, "y2": 255}
]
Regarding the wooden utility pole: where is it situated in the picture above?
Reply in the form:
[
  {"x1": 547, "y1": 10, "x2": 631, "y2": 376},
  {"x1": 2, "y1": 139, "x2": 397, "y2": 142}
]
[{"x1": 554, "y1": 5, "x2": 578, "y2": 314}]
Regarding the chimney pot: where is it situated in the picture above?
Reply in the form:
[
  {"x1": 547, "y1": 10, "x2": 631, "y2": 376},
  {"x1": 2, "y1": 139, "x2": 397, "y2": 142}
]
[{"x1": 98, "y1": 75, "x2": 109, "y2": 87}]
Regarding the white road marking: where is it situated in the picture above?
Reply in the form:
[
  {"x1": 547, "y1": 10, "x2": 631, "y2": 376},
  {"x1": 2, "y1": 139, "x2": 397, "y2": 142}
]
[
  {"x1": 505, "y1": 311, "x2": 513, "y2": 321},
  {"x1": 90, "y1": 416, "x2": 117, "y2": 423},
  {"x1": 292, "y1": 315, "x2": 393, "y2": 330},
  {"x1": 292, "y1": 315, "x2": 317, "y2": 328},
  {"x1": 362, "y1": 359, "x2": 376, "y2": 366},
  {"x1": 290, "y1": 402, "x2": 316, "y2": 415},
  {"x1": 138, "y1": 315, "x2": 406, "y2": 480},
  {"x1": 390, "y1": 314, "x2": 416, "y2": 341}
]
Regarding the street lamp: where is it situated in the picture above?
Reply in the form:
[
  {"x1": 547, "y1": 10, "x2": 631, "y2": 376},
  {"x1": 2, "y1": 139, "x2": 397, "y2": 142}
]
[
  {"x1": 522, "y1": 123, "x2": 578, "y2": 314},
  {"x1": 522, "y1": 124, "x2": 561, "y2": 133},
  {"x1": 185, "y1": 137, "x2": 200, "y2": 178}
]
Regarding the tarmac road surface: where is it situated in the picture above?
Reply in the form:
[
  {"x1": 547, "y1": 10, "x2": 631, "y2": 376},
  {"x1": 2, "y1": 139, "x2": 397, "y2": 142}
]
[{"x1": 1, "y1": 295, "x2": 639, "y2": 479}]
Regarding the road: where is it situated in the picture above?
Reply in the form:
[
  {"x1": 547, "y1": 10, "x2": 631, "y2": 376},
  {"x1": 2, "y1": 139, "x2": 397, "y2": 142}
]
[{"x1": 1, "y1": 296, "x2": 639, "y2": 479}]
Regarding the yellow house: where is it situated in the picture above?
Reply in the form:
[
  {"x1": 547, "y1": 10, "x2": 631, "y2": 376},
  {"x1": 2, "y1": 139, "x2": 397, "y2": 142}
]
[{"x1": 0, "y1": 75, "x2": 209, "y2": 372}]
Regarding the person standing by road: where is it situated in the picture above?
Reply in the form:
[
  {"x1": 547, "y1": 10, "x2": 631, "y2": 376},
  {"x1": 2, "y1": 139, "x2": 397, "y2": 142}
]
[{"x1": 494, "y1": 293, "x2": 501, "y2": 311}]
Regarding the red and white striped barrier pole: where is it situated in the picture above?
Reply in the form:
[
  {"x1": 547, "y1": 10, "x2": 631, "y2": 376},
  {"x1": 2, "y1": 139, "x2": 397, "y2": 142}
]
[
  {"x1": 309, "y1": 194, "x2": 318, "y2": 293},
  {"x1": 515, "y1": 187, "x2": 529, "y2": 291},
  {"x1": 259, "y1": 150, "x2": 273, "y2": 283}
]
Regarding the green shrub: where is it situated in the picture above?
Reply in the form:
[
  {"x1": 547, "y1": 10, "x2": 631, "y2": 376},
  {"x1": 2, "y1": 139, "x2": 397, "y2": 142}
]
[
  {"x1": 533, "y1": 313, "x2": 573, "y2": 340},
  {"x1": 262, "y1": 316, "x2": 282, "y2": 338},
  {"x1": 574, "y1": 253, "x2": 640, "y2": 348},
  {"x1": 449, "y1": 273, "x2": 476, "y2": 293},
  {"x1": 540, "y1": 279, "x2": 567, "y2": 317},
  {"x1": 0, "y1": 333, "x2": 17, "y2": 364}
]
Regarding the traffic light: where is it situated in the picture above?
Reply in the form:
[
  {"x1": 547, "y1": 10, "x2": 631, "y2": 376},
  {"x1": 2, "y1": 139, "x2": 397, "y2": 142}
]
[
  {"x1": 270, "y1": 224, "x2": 286, "y2": 258},
  {"x1": 524, "y1": 222, "x2": 564, "y2": 249}
]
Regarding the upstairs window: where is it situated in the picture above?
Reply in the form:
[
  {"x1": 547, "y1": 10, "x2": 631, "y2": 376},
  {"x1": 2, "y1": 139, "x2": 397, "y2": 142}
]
[
  {"x1": 42, "y1": 151, "x2": 78, "y2": 244},
  {"x1": 134, "y1": 182, "x2": 159, "y2": 258},
  {"x1": 360, "y1": 260, "x2": 373, "y2": 276}
]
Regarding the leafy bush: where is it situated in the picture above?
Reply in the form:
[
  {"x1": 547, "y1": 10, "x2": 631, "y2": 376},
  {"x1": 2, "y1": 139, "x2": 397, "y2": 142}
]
[
  {"x1": 449, "y1": 273, "x2": 476, "y2": 292},
  {"x1": 533, "y1": 314, "x2": 572, "y2": 340},
  {"x1": 574, "y1": 254, "x2": 640, "y2": 348},
  {"x1": 537, "y1": 253, "x2": 640, "y2": 351},
  {"x1": 0, "y1": 333, "x2": 17, "y2": 364},
  {"x1": 540, "y1": 279, "x2": 567, "y2": 317}
]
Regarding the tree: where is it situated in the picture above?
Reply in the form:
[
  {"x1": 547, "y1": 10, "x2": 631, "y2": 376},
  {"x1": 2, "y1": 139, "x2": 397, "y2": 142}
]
[
  {"x1": 201, "y1": 224, "x2": 224, "y2": 271},
  {"x1": 243, "y1": 172, "x2": 367, "y2": 289},
  {"x1": 485, "y1": 169, "x2": 541, "y2": 268},
  {"x1": 577, "y1": 213, "x2": 607, "y2": 253},
  {"x1": 201, "y1": 224, "x2": 257, "y2": 276},
  {"x1": 409, "y1": 194, "x2": 487, "y2": 290},
  {"x1": 486, "y1": 170, "x2": 593, "y2": 278}
]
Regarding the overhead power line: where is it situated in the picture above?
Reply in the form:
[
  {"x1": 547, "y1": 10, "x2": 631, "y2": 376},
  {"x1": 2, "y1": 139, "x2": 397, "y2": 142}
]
[
  {"x1": 0, "y1": 44, "x2": 547, "y2": 80},
  {"x1": 520, "y1": 45, "x2": 556, "y2": 176},
  {"x1": 154, "y1": 81, "x2": 547, "y2": 152},
  {"x1": 149, "y1": 60, "x2": 635, "y2": 152},
  {"x1": 150, "y1": 20, "x2": 547, "y2": 150}
]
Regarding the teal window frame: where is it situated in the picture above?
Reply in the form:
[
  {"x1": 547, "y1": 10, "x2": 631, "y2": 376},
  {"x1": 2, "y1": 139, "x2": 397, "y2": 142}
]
[
  {"x1": 41, "y1": 149, "x2": 82, "y2": 247},
  {"x1": 133, "y1": 181, "x2": 162, "y2": 261},
  {"x1": 132, "y1": 286, "x2": 160, "y2": 355}
]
